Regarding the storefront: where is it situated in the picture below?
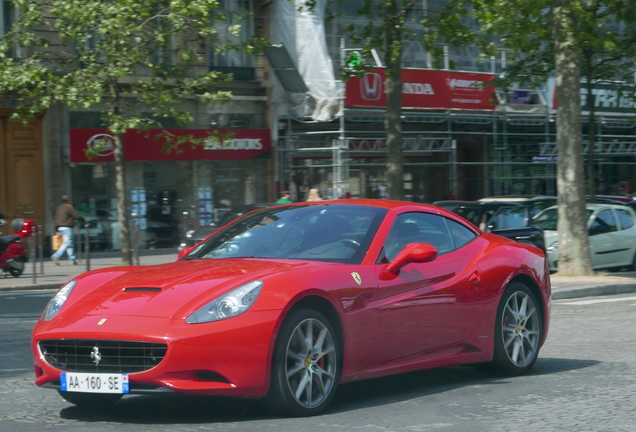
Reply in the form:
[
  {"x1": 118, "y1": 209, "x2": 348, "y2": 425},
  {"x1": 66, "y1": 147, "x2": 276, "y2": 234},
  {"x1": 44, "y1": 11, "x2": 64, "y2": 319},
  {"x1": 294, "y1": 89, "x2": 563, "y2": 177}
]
[{"x1": 67, "y1": 128, "x2": 272, "y2": 250}]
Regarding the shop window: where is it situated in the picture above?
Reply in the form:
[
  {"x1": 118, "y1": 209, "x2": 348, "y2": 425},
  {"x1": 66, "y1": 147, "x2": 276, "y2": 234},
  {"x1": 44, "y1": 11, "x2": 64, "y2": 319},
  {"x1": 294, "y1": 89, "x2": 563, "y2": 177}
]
[
  {"x1": 69, "y1": 111, "x2": 106, "y2": 128},
  {"x1": 1, "y1": 0, "x2": 18, "y2": 58},
  {"x1": 209, "y1": 0, "x2": 255, "y2": 80}
]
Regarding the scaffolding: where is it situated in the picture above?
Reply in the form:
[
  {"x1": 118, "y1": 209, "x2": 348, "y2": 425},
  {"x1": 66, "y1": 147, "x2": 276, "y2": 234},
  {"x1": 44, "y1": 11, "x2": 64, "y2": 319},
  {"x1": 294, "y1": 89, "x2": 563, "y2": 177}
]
[{"x1": 271, "y1": 4, "x2": 636, "y2": 202}]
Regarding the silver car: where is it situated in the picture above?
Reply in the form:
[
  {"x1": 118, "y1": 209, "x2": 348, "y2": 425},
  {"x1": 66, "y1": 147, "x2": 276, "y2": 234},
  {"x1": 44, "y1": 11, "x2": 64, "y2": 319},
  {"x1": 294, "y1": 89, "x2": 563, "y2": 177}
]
[{"x1": 533, "y1": 203, "x2": 636, "y2": 271}]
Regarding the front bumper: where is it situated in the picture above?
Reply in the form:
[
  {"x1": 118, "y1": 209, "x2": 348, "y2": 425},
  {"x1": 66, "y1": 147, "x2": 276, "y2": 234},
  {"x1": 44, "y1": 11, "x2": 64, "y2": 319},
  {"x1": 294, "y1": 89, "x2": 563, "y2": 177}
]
[{"x1": 32, "y1": 310, "x2": 281, "y2": 397}]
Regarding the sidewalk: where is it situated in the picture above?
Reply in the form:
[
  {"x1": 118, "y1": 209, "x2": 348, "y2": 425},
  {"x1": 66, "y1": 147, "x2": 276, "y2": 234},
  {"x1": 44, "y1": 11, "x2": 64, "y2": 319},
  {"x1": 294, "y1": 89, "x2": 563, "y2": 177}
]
[
  {"x1": 0, "y1": 249, "x2": 180, "y2": 292},
  {"x1": 2, "y1": 249, "x2": 636, "y2": 300}
]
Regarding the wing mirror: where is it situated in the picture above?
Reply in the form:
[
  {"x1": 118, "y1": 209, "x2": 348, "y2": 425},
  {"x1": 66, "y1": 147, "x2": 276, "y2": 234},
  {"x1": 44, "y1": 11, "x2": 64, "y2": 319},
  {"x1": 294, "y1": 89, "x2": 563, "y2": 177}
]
[{"x1": 386, "y1": 243, "x2": 438, "y2": 273}]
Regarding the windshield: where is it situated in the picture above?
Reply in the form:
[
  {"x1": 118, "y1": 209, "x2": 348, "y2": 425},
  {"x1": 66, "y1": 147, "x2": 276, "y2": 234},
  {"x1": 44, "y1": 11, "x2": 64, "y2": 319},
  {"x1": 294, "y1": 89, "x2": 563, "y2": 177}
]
[
  {"x1": 532, "y1": 208, "x2": 594, "y2": 231},
  {"x1": 185, "y1": 204, "x2": 388, "y2": 264}
]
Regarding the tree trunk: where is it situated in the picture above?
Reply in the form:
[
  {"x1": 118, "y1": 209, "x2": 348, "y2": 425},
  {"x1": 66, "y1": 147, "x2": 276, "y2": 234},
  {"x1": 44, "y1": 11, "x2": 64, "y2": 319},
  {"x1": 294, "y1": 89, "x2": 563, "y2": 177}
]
[
  {"x1": 114, "y1": 133, "x2": 133, "y2": 265},
  {"x1": 552, "y1": 0, "x2": 593, "y2": 275},
  {"x1": 384, "y1": 1, "x2": 404, "y2": 200}
]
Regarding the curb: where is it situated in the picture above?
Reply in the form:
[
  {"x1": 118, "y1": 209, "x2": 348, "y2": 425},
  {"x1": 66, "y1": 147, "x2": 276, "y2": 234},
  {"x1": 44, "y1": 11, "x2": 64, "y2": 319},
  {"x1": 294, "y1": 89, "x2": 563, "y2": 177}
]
[
  {"x1": 551, "y1": 283, "x2": 636, "y2": 300},
  {"x1": 0, "y1": 283, "x2": 63, "y2": 292}
]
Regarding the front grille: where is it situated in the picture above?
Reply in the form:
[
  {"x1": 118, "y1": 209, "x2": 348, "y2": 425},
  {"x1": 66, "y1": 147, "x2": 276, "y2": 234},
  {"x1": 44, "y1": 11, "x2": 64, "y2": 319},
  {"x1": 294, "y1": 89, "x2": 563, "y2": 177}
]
[{"x1": 39, "y1": 339, "x2": 167, "y2": 373}]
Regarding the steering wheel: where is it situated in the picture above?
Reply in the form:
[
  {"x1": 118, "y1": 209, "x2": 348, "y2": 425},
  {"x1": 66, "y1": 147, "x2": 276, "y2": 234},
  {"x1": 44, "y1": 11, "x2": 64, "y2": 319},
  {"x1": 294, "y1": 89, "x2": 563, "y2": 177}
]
[{"x1": 340, "y1": 239, "x2": 360, "y2": 249}]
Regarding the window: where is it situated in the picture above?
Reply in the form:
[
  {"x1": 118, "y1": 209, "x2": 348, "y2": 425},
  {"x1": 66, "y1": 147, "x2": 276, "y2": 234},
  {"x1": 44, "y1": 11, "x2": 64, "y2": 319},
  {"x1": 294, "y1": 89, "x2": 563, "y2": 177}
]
[
  {"x1": 447, "y1": 218, "x2": 477, "y2": 249},
  {"x1": 1, "y1": 0, "x2": 18, "y2": 57},
  {"x1": 381, "y1": 212, "x2": 469, "y2": 262},
  {"x1": 489, "y1": 206, "x2": 528, "y2": 229},
  {"x1": 589, "y1": 209, "x2": 617, "y2": 236},
  {"x1": 616, "y1": 208, "x2": 635, "y2": 230},
  {"x1": 209, "y1": 0, "x2": 254, "y2": 80}
]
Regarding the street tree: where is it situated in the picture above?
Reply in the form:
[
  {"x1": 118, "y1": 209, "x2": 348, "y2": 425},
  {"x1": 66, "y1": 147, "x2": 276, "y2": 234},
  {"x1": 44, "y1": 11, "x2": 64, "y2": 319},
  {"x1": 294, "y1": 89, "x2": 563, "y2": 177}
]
[
  {"x1": 336, "y1": 0, "x2": 418, "y2": 200},
  {"x1": 0, "y1": 0, "x2": 262, "y2": 265},
  {"x1": 430, "y1": 0, "x2": 636, "y2": 275},
  {"x1": 472, "y1": 0, "x2": 635, "y2": 274}
]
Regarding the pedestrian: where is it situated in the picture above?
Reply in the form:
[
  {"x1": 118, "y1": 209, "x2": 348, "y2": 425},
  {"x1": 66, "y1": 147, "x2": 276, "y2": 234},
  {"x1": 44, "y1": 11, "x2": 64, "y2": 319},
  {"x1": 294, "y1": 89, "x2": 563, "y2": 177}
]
[
  {"x1": 306, "y1": 188, "x2": 322, "y2": 201},
  {"x1": 276, "y1": 190, "x2": 293, "y2": 204},
  {"x1": 51, "y1": 195, "x2": 86, "y2": 265}
]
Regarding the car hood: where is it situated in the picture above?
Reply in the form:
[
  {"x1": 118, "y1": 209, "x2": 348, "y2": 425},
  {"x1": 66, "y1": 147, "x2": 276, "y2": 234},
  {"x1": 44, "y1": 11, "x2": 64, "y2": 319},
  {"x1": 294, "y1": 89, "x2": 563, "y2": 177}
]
[{"x1": 60, "y1": 259, "x2": 312, "y2": 319}]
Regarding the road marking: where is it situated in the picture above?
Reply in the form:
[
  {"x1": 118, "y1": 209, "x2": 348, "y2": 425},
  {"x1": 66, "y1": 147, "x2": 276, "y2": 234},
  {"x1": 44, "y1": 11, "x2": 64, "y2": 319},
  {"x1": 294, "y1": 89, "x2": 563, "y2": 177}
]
[{"x1": 557, "y1": 296, "x2": 636, "y2": 305}]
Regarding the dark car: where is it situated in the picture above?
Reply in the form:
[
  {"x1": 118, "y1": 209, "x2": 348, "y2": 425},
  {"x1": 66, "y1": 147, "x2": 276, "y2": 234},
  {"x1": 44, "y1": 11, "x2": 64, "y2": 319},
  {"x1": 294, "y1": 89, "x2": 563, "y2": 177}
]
[
  {"x1": 178, "y1": 203, "x2": 276, "y2": 251},
  {"x1": 435, "y1": 196, "x2": 557, "y2": 251},
  {"x1": 433, "y1": 200, "x2": 524, "y2": 230}
]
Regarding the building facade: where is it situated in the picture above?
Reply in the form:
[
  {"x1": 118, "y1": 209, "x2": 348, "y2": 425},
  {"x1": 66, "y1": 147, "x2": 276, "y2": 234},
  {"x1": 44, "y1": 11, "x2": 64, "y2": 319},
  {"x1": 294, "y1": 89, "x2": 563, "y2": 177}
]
[{"x1": 2, "y1": 0, "x2": 636, "y2": 249}]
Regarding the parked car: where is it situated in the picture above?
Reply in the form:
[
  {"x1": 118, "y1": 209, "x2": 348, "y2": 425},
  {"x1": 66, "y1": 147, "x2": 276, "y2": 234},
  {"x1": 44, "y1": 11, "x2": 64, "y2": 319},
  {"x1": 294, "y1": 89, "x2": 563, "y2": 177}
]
[
  {"x1": 434, "y1": 197, "x2": 553, "y2": 251},
  {"x1": 478, "y1": 196, "x2": 557, "y2": 218},
  {"x1": 33, "y1": 200, "x2": 550, "y2": 416},
  {"x1": 532, "y1": 203, "x2": 636, "y2": 272},
  {"x1": 178, "y1": 203, "x2": 275, "y2": 251},
  {"x1": 432, "y1": 200, "x2": 522, "y2": 230}
]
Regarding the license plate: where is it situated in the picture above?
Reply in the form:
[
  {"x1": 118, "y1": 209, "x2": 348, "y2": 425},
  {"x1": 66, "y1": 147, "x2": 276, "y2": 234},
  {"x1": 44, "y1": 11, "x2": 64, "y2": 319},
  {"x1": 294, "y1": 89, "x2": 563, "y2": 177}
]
[{"x1": 60, "y1": 372, "x2": 130, "y2": 394}]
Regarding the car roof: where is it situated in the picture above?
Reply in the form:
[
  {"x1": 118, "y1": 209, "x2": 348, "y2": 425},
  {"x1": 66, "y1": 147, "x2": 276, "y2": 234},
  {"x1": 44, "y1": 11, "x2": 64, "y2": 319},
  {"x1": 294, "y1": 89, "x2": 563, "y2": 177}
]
[
  {"x1": 541, "y1": 202, "x2": 633, "y2": 212},
  {"x1": 478, "y1": 195, "x2": 557, "y2": 203}
]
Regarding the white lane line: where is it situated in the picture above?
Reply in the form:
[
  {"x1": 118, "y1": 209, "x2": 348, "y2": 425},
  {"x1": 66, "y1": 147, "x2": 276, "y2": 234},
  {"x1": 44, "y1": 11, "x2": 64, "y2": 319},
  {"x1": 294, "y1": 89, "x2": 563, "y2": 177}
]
[{"x1": 557, "y1": 296, "x2": 636, "y2": 305}]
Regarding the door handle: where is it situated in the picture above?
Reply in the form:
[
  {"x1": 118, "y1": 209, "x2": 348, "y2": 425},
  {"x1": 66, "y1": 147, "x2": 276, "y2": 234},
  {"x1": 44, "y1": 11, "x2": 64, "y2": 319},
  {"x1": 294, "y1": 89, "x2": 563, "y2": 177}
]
[{"x1": 469, "y1": 271, "x2": 481, "y2": 285}]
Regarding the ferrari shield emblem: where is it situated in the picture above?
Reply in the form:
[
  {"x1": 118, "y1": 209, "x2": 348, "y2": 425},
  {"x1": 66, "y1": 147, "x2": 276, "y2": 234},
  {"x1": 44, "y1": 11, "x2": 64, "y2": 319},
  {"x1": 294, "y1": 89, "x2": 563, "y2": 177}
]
[
  {"x1": 351, "y1": 272, "x2": 362, "y2": 286},
  {"x1": 97, "y1": 319, "x2": 107, "y2": 326}
]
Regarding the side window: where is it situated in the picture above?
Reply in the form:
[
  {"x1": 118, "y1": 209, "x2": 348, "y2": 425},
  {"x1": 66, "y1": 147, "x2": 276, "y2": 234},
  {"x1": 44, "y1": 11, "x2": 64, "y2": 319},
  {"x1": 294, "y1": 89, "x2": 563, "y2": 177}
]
[
  {"x1": 616, "y1": 209, "x2": 635, "y2": 230},
  {"x1": 589, "y1": 209, "x2": 617, "y2": 236},
  {"x1": 380, "y1": 212, "x2": 455, "y2": 263},
  {"x1": 490, "y1": 207, "x2": 528, "y2": 229},
  {"x1": 446, "y1": 218, "x2": 477, "y2": 249}
]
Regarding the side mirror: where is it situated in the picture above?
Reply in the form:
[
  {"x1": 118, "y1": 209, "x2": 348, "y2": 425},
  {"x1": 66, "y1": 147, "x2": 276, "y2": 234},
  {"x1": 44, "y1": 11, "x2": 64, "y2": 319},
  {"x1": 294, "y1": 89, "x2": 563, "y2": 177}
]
[
  {"x1": 178, "y1": 246, "x2": 195, "y2": 260},
  {"x1": 386, "y1": 243, "x2": 438, "y2": 273}
]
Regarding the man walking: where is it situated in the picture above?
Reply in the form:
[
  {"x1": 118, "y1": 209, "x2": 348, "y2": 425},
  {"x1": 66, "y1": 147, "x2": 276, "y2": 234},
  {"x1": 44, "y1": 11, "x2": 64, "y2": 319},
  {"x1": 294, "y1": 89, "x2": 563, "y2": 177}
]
[{"x1": 51, "y1": 195, "x2": 86, "y2": 265}]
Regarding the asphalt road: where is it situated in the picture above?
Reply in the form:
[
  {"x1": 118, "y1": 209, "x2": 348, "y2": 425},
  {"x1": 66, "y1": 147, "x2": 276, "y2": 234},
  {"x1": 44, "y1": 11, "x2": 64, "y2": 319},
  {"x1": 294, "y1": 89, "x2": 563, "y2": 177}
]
[{"x1": 1, "y1": 292, "x2": 636, "y2": 431}]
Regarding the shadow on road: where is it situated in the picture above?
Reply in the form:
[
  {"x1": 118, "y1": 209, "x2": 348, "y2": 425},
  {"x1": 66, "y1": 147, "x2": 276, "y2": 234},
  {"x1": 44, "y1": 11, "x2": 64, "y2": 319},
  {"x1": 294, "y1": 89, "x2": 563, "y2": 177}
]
[{"x1": 58, "y1": 357, "x2": 599, "y2": 423}]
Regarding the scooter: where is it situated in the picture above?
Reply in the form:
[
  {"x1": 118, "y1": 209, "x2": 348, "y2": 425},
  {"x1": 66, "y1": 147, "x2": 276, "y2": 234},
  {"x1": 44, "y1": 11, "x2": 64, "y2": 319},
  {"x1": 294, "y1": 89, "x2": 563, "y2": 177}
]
[{"x1": 0, "y1": 214, "x2": 33, "y2": 277}]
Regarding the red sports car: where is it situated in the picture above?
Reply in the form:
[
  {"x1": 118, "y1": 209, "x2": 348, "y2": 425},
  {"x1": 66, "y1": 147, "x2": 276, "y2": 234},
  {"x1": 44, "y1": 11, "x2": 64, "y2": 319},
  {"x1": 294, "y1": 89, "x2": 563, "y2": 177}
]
[{"x1": 32, "y1": 200, "x2": 551, "y2": 416}]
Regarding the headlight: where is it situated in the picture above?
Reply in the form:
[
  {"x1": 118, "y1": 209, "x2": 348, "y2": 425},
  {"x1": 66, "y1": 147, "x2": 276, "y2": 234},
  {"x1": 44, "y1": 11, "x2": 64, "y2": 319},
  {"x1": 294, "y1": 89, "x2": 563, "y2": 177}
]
[
  {"x1": 547, "y1": 241, "x2": 559, "y2": 252},
  {"x1": 186, "y1": 280, "x2": 263, "y2": 324},
  {"x1": 42, "y1": 280, "x2": 77, "y2": 321}
]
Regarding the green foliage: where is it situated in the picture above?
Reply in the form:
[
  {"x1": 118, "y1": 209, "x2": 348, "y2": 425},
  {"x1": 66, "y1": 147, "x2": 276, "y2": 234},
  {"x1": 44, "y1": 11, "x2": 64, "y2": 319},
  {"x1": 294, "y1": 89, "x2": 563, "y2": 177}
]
[
  {"x1": 440, "y1": 0, "x2": 636, "y2": 89},
  {"x1": 0, "y1": 0, "x2": 266, "y2": 135}
]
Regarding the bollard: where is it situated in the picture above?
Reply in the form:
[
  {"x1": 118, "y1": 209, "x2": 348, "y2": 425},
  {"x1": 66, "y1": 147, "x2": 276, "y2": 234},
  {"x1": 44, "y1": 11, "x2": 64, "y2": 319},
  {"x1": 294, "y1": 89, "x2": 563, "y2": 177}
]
[
  {"x1": 38, "y1": 225, "x2": 44, "y2": 274},
  {"x1": 84, "y1": 224, "x2": 90, "y2": 271},
  {"x1": 31, "y1": 225, "x2": 37, "y2": 284},
  {"x1": 76, "y1": 226, "x2": 82, "y2": 264},
  {"x1": 132, "y1": 222, "x2": 140, "y2": 266}
]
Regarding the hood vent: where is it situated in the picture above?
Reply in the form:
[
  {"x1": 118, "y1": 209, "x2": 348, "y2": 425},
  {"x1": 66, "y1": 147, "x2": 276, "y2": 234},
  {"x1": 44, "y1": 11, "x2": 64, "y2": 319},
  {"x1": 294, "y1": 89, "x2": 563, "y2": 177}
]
[{"x1": 124, "y1": 287, "x2": 162, "y2": 293}]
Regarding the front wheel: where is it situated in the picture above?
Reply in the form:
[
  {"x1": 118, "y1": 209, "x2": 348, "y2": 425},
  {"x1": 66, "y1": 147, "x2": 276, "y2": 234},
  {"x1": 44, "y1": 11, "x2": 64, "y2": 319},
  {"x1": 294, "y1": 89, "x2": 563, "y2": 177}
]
[
  {"x1": 487, "y1": 282, "x2": 543, "y2": 376},
  {"x1": 263, "y1": 308, "x2": 340, "y2": 417},
  {"x1": 57, "y1": 391, "x2": 122, "y2": 407}
]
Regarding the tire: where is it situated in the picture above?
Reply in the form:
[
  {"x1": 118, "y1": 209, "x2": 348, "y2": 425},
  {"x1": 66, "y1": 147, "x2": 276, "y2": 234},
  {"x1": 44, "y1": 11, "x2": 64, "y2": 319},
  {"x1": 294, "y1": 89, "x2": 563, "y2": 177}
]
[
  {"x1": 263, "y1": 308, "x2": 340, "y2": 417},
  {"x1": 8, "y1": 257, "x2": 25, "y2": 277},
  {"x1": 630, "y1": 252, "x2": 636, "y2": 271},
  {"x1": 487, "y1": 281, "x2": 543, "y2": 376},
  {"x1": 57, "y1": 391, "x2": 122, "y2": 407}
]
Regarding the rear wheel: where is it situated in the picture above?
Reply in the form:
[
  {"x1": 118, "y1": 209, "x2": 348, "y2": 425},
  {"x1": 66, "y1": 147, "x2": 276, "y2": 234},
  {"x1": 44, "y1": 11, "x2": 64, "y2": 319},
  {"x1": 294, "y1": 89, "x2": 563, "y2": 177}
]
[
  {"x1": 57, "y1": 391, "x2": 122, "y2": 407},
  {"x1": 263, "y1": 308, "x2": 340, "y2": 417},
  {"x1": 8, "y1": 257, "x2": 25, "y2": 277},
  {"x1": 485, "y1": 282, "x2": 543, "y2": 376}
]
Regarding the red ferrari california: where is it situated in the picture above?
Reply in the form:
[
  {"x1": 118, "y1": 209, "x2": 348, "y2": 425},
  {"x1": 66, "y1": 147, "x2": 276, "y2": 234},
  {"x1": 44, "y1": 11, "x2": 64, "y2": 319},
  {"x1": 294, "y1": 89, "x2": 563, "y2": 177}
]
[{"x1": 32, "y1": 200, "x2": 550, "y2": 416}]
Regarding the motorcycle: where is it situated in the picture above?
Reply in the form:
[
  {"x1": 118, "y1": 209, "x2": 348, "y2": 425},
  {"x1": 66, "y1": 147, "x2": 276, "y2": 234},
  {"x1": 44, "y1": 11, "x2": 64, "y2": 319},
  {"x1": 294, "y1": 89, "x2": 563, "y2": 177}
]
[{"x1": 0, "y1": 214, "x2": 33, "y2": 277}]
